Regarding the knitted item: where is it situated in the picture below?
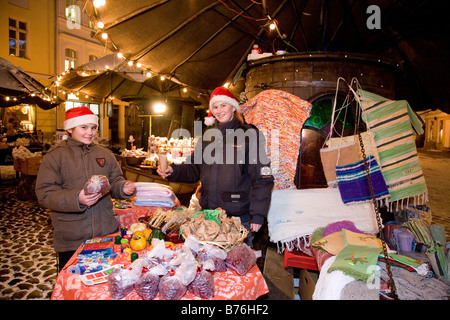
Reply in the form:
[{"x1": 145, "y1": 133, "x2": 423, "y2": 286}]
[{"x1": 241, "y1": 90, "x2": 312, "y2": 189}]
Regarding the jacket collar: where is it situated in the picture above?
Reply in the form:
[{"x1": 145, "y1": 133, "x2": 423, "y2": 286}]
[
  {"x1": 66, "y1": 136, "x2": 94, "y2": 151},
  {"x1": 216, "y1": 117, "x2": 241, "y2": 135}
]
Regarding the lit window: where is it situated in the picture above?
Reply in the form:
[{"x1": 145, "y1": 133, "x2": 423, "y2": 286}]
[
  {"x1": 89, "y1": 55, "x2": 98, "y2": 61},
  {"x1": 65, "y1": 48, "x2": 77, "y2": 70},
  {"x1": 9, "y1": 18, "x2": 27, "y2": 58}
]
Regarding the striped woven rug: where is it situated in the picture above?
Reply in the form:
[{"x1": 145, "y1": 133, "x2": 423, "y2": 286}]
[{"x1": 356, "y1": 89, "x2": 428, "y2": 209}]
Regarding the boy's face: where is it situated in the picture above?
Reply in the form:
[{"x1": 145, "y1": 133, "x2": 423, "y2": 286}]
[{"x1": 67, "y1": 123, "x2": 98, "y2": 145}]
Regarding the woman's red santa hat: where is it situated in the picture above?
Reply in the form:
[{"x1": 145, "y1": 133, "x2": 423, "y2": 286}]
[
  {"x1": 204, "y1": 86, "x2": 240, "y2": 126},
  {"x1": 64, "y1": 106, "x2": 99, "y2": 130}
]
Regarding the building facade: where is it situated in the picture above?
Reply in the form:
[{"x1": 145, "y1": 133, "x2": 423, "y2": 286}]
[{"x1": 1, "y1": 0, "x2": 115, "y2": 142}]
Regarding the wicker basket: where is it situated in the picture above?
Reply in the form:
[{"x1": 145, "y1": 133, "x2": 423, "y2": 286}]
[{"x1": 196, "y1": 225, "x2": 249, "y2": 252}]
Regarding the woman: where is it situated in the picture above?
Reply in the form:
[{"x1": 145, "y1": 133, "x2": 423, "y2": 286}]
[
  {"x1": 35, "y1": 106, "x2": 136, "y2": 271},
  {"x1": 157, "y1": 87, "x2": 274, "y2": 246}
]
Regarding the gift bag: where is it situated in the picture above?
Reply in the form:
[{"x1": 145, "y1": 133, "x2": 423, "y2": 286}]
[{"x1": 320, "y1": 78, "x2": 380, "y2": 188}]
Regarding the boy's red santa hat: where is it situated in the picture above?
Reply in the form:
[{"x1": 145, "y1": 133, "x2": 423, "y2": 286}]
[
  {"x1": 64, "y1": 106, "x2": 99, "y2": 130},
  {"x1": 204, "y1": 86, "x2": 240, "y2": 126}
]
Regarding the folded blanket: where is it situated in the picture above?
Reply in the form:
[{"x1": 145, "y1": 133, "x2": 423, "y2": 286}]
[
  {"x1": 134, "y1": 182, "x2": 176, "y2": 207},
  {"x1": 268, "y1": 188, "x2": 379, "y2": 252}
]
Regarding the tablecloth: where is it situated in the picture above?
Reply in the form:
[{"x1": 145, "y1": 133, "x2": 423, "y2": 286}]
[
  {"x1": 114, "y1": 203, "x2": 163, "y2": 228},
  {"x1": 50, "y1": 234, "x2": 268, "y2": 300}
]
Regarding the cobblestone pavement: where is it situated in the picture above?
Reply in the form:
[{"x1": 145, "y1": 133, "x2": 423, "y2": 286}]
[{"x1": 0, "y1": 179, "x2": 56, "y2": 300}]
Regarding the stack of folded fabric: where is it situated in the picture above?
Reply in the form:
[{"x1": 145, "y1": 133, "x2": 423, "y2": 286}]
[{"x1": 134, "y1": 182, "x2": 176, "y2": 207}]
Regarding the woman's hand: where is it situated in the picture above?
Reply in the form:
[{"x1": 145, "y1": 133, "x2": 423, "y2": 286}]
[
  {"x1": 122, "y1": 181, "x2": 136, "y2": 195},
  {"x1": 156, "y1": 165, "x2": 173, "y2": 179},
  {"x1": 78, "y1": 189, "x2": 102, "y2": 207},
  {"x1": 250, "y1": 223, "x2": 262, "y2": 233}
]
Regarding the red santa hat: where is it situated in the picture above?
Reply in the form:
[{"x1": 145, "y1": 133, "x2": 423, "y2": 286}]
[
  {"x1": 64, "y1": 106, "x2": 99, "y2": 130},
  {"x1": 204, "y1": 86, "x2": 240, "y2": 126}
]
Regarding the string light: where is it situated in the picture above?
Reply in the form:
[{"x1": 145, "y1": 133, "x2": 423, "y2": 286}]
[
  {"x1": 93, "y1": 0, "x2": 105, "y2": 8},
  {"x1": 48, "y1": 0, "x2": 205, "y2": 101}
]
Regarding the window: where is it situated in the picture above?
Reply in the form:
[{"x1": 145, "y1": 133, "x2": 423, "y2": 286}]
[
  {"x1": 9, "y1": 18, "x2": 27, "y2": 58},
  {"x1": 65, "y1": 48, "x2": 77, "y2": 70},
  {"x1": 89, "y1": 55, "x2": 98, "y2": 61}
]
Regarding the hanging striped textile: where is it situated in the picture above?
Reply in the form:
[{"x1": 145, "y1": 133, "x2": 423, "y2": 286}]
[
  {"x1": 336, "y1": 155, "x2": 390, "y2": 205},
  {"x1": 356, "y1": 89, "x2": 428, "y2": 208},
  {"x1": 241, "y1": 90, "x2": 312, "y2": 189}
]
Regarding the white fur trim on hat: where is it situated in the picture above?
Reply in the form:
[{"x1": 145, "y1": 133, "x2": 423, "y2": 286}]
[
  {"x1": 209, "y1": 95, "x2": 240, "y2": 113},
  {"x1": 204, "y1": 116, "x2": 216, "y2": 126},
  {"x1": 64, "y1": 114, "x2": 99, "y2": 130}
]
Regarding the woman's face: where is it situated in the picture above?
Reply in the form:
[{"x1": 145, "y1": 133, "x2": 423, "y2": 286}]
[
  {"x1": 67, "y1": 124, "x2": 98, "y2": 145},
  {"x1": 211, "y1": 101, "x2": 236, "y2": 123}
]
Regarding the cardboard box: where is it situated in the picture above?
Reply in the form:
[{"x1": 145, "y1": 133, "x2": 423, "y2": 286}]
[
  {"x1": 298, "y1": 269, "x2": 319, "y2": 300},
  {"x1": 14, "y1": 156, "x2": 42, "y2": 175}
]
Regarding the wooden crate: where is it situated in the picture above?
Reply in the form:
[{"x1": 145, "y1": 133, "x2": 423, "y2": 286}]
[{"x1": 13, "y1": 156, "x2": 43, "y2": 175}]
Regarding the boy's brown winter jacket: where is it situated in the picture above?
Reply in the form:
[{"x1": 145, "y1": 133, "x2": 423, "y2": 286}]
[{"x1": 36, "y1": 137, "x2": 132, "y2": 252}]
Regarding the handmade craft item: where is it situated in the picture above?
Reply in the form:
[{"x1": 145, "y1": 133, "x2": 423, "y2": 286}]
[
  {"x1": 240, "y1": 90, "x2": 312, "y2": 189},
  {"x1": 355, "y1": 89, "x2": 428, "y2": 209},
  {"x1": 336, "y1": 155, "x2": 390, "y2": 205}
]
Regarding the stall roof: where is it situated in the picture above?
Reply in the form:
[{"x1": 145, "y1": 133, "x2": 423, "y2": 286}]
[
  {"x1": 82, "y1": 0, "x2": 450, "y2": 112},
  {"x1": 0, "y1": 58, "x2": 64, "y2": 110}
]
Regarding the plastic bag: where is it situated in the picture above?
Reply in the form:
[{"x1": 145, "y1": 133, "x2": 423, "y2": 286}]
[
  {"x1": 175, "y1": 260, "x2": 198, "y2": 286},
  {"x1": 135, "y1": 271, "x2": 160, "y2": 300},
  {"x1": 188, "y1": 269, "x2": 215, "y2": 299},
  {"x1": 83, "y1": 175, "x2": 111, "y2": 195},
  {"x1": 158, "y1": 274, "x2": 187, "y2": 300},
  {"x1": 225, "y1": 244, "x2": 256, "y2": 275},
  {"x1": 107, "y1": 259, "x2": 145, "y2": 300},
  {"x1": 197, "y1": 244, "x2": 227, "y2": 272}
]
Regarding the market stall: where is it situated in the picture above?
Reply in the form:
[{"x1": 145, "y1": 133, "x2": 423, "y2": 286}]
[
  {"x1": 264, "y1": 84, "x2": 450, "y2": 300},
  {"x1": 51, "y1": 182, "x2": 268, "y2": 300},
  {"x1": 51, "y1": 232, "x2": 268, "y2": 300}
]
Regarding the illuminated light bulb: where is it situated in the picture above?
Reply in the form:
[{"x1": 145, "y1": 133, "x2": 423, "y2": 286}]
[
  {"x1": 105, "y1": 65, "x2": 110, "y2": 69},
  {"x1": 6, "y1": 97, "x2": 10, "y2": 101},
  {"x1": 154, "y1": 102, "x2": 166, "y2": 113},
  {"x1": 117, "y1": 52, "x2": 123, "y2": 59},
  {"x1": 101, "y1": 32, "x2": 108, "y2": 39},
  {"x1": 97, "y1": 21, "x2": 104, "y2": 29},
  {"x1": 160, "y1": 76, "x2": 165, "y2": 81},
  {"x1": 128, "y1": 61, "x2": 133, "y2": 66},
  {"x1": 136, "y1": 62, "x2": 141, "y2": 68},
  {"x1": 146, "y1": 72, "x2": 151, "y2": 77},
  {"x1": 93, "y1": 0, "x2": 105, "y2": 8},
  {"x1": 55, "y1": 81, "x2": 60, "y2": 86},
  {"x1": 183, "y1": 88, "x2": 187, "y2": 93},
  {"x1": 269, "y1": 22, "x2": 276, "y2": 30}
]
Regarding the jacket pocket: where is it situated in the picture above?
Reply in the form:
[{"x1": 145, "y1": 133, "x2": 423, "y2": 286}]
[
  {"x1": 53, "y1": 212, "x2": 89, "y2": 242},
  {"x1": 221, "y1": 191, "x2": 248, "y2": 203}
]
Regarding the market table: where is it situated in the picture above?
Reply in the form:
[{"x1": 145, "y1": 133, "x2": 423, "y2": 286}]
[{"x1": 50, "y1": 234, "x2": 269, "y2": 300}]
